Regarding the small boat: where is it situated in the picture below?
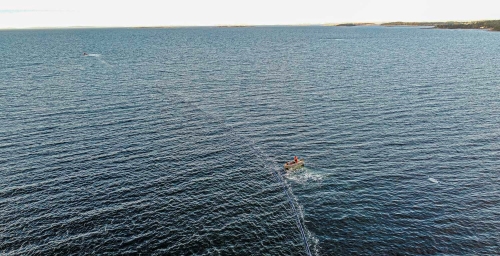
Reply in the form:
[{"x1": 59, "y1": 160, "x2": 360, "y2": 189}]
[{"x1": 284, "y1": 159, "x2": 304, "y2": 170}]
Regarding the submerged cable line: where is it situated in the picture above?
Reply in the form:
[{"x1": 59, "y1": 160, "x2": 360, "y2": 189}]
[
  {"x1": 152, "y1": 85, "x2": 312, "y2": 255},
  {"x1": 272, "y1": 167, "x2": 312, "y2": 256}
]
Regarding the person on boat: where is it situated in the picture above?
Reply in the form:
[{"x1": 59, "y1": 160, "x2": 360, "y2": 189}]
[{"x1": 294, "y1": 156, "x2": 298, "y2": 163}]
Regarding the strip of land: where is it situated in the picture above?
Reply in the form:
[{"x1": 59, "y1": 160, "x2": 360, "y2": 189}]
[
  {"x1": 380, "y1": 20, "x2": 500, "y2": 31},
  {"x1": 327, "y1": 23, "x2": 376, "y2": 27},
  {"x1": 323, "y1": 20, "x2": 500, "y2": 31},
  {"x1": 216, "y1": 25, "x2": 255, "y2": 28}
]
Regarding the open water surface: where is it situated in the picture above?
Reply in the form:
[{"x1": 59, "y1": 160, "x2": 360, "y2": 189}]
[{"x1": 1, "y1": 26, "x2": 499, "y2": 255}]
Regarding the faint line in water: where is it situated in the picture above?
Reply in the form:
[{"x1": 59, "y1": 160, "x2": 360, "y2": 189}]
[{"x1": 151, "y1": 84, "x2": 313, "y2": 256}]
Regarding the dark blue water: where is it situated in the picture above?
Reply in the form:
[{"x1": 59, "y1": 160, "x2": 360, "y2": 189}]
[{"x1": 1, "y1": 26, "x2": 499, "y2": 255}]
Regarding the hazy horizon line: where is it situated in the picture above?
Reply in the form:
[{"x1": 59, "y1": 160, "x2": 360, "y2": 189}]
[{"x1": 2, "y1": 18, "x2": 498, "y2": 30}]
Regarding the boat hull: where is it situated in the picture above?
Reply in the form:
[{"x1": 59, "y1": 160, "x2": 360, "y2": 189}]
[{"x1": 284, "y1": 160, "x2": 304, "y2": 170}]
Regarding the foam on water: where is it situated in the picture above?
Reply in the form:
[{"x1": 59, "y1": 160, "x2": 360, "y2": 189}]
[
  {"x1": 284, "y1": 168, "x2": 324, "y2": 184},
  {"x1": 84, "y1": 53, "x2": 112, "y2": 66}
]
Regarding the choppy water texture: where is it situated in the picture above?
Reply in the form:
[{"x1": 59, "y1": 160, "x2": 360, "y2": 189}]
[{"x1": 1, "y1": 26, "x2": 499, "y2": 255}]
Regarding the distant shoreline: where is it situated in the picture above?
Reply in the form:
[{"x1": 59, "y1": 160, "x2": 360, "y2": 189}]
[
  {"x1": 325, "y1": 23, "x2": 377, "y2": 27},
  {"x1": 377, "y1": 20, "x2": 500, "y2": 31},
  {"x1": 1, "y1": 20, "x2": 499, "y2": 31}
]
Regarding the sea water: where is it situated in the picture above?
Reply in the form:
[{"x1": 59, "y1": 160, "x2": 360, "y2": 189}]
[{"x1": 1, "y1": 26, "x2": 499, "y2": 255}]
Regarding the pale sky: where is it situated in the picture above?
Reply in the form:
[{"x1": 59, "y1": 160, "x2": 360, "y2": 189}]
[{"x1": 1, "y1": 0, "x2": 499, "y2": 29}]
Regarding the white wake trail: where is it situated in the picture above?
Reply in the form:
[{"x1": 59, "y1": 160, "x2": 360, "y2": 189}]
[{"x1": 84, "y1": 53, "x2": 112, "y2": 67}]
